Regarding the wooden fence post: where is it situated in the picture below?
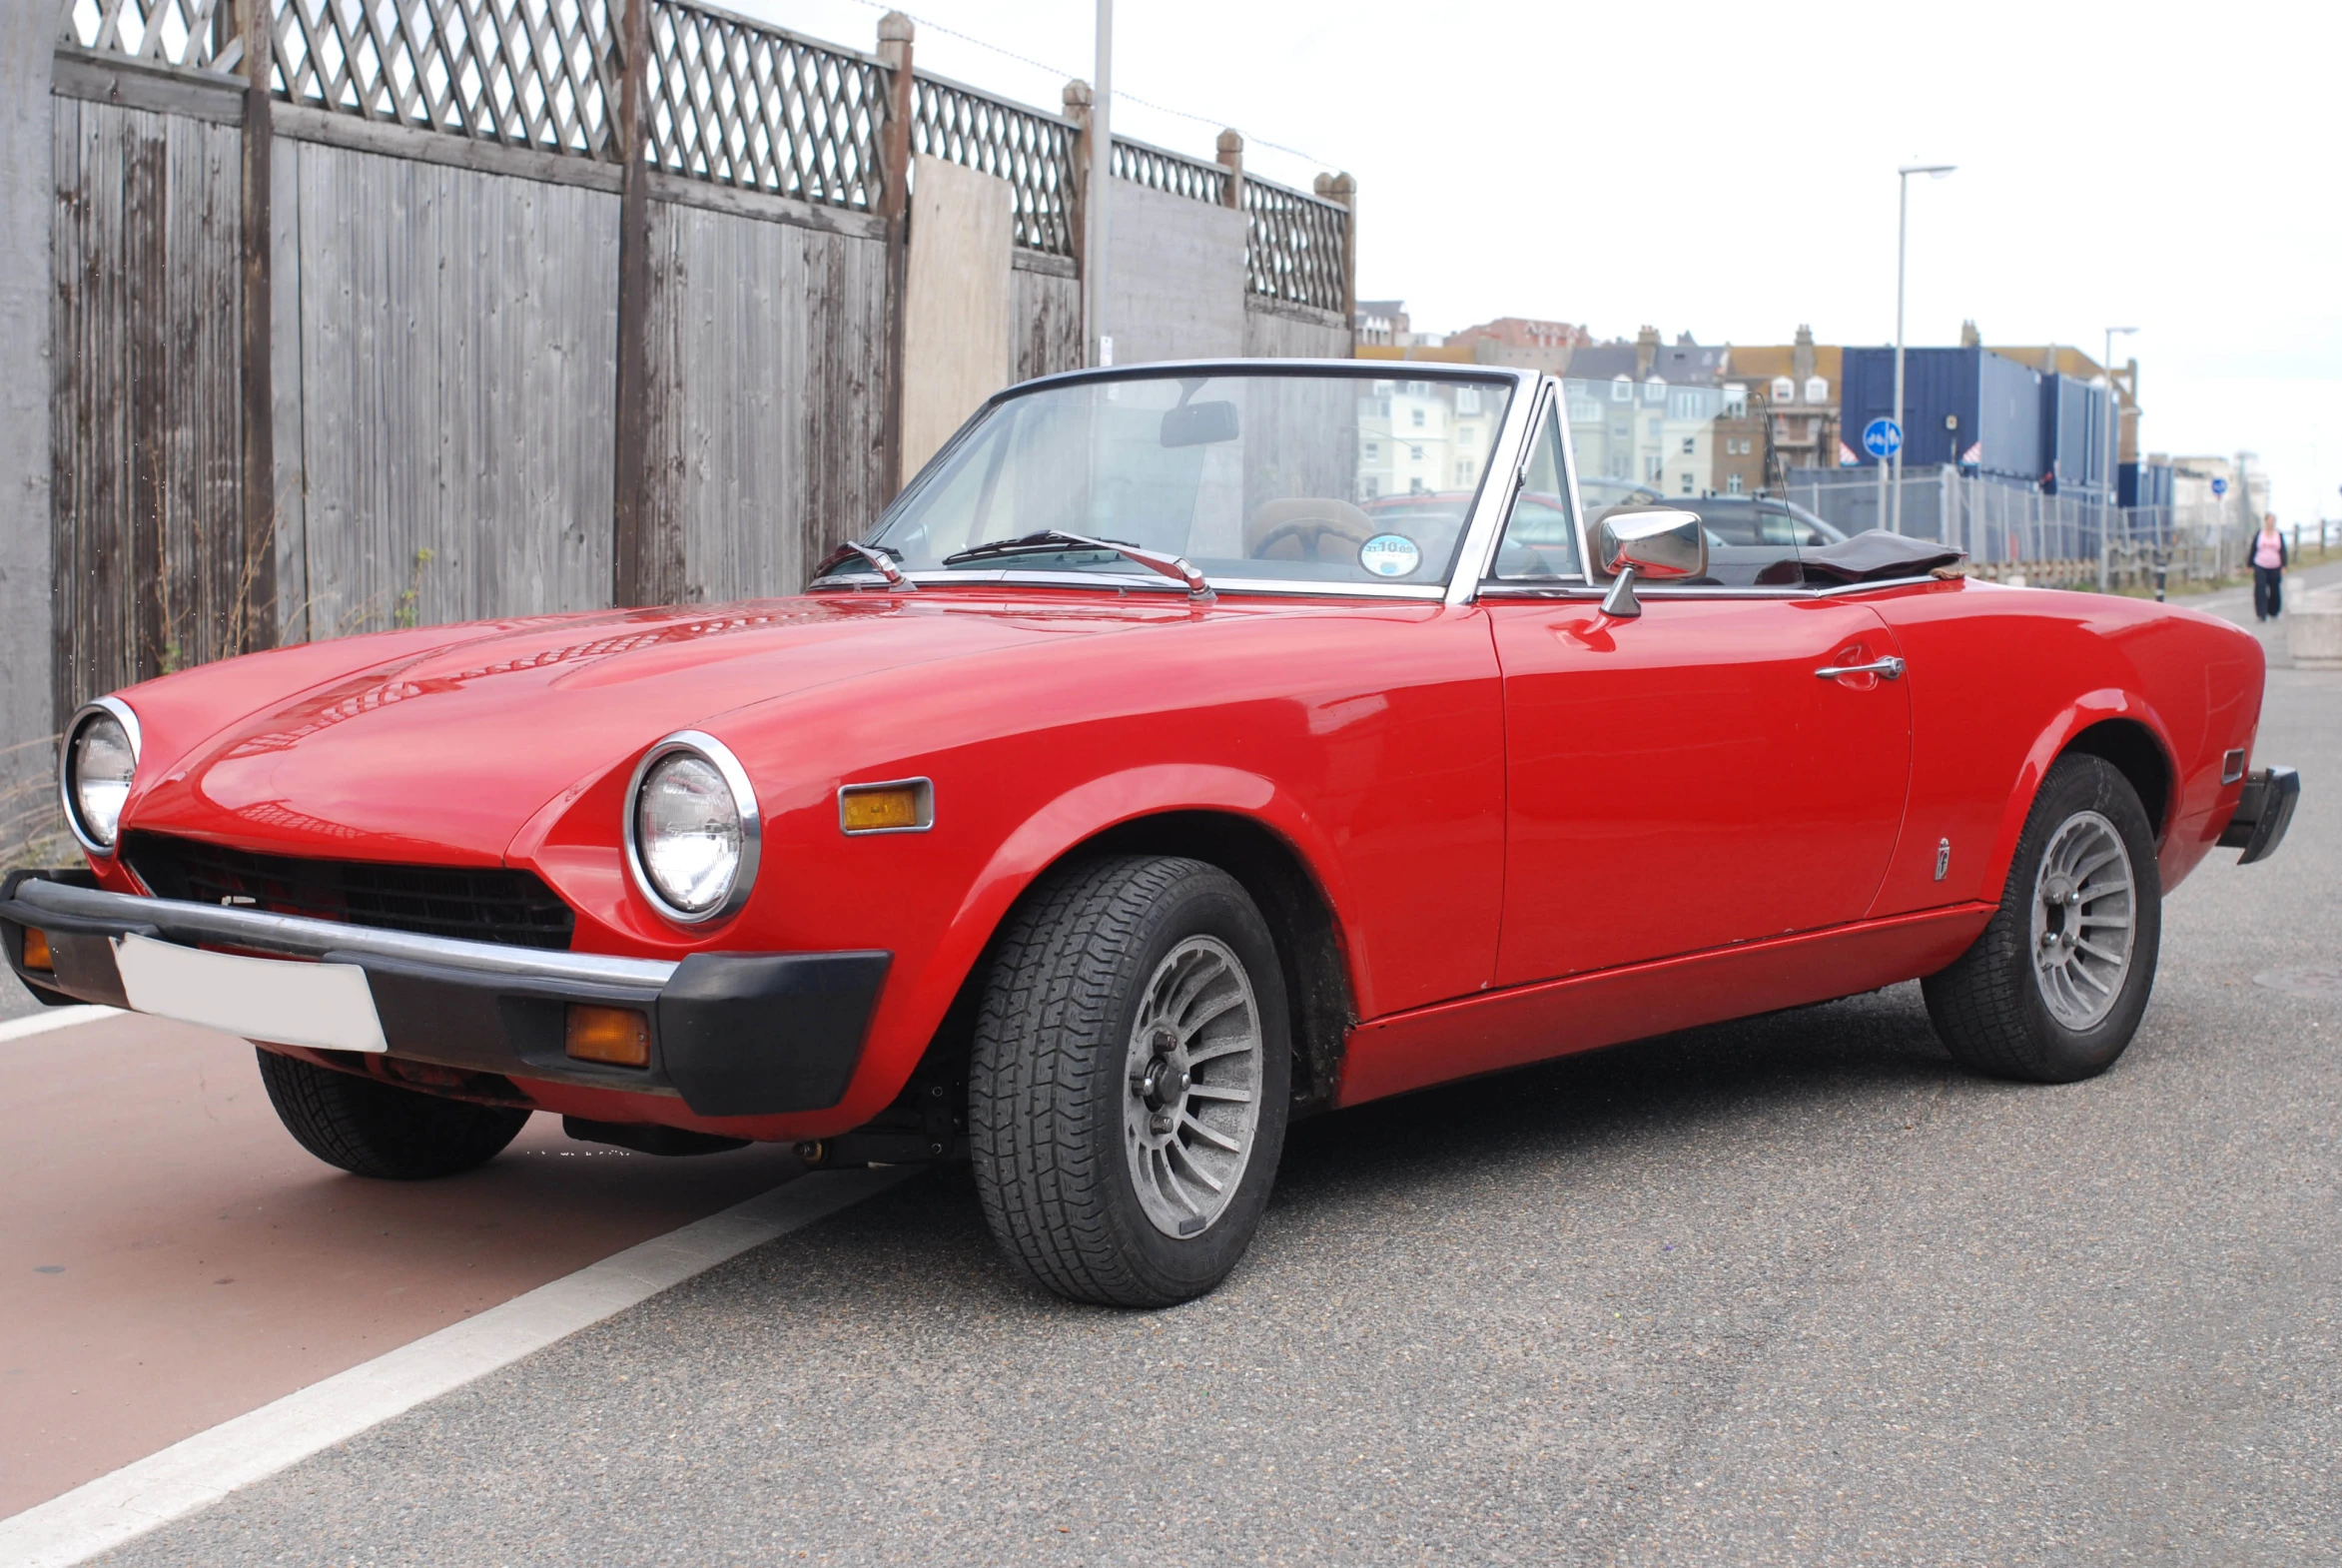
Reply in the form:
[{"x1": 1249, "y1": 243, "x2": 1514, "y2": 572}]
[
  {"x1": 1215, "y1": 129, "x2": 1243, "y2": 209},
  {"x1": 1313, "y1": 171, "x2": 1356, "y2": 329},
  {"x1": 610, "y1": 0, "x2": 663, "y2": 607},
  {"x1": 236, "y1": 0, "x2": 276, "y2": 650},
  {"x1": 876, "y1": 12, "x2": 915, "y2": 504},
  {"x1": 1061, "y1": 79, "x2": 1092, "y2": 344}
]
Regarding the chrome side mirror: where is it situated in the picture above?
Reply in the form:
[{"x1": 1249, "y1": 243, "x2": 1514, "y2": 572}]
[{"x1": 1592, "y1": 507, "x2": 1707, "y2": 617}]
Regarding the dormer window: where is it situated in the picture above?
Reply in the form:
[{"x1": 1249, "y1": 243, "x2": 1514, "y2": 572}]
[
  {"x1": 1805, "y1": 377, "x2": 1829, "y2": 404},
  {"x1": 1771, "y1": 376, "x2": 1796, "y2": 404}
]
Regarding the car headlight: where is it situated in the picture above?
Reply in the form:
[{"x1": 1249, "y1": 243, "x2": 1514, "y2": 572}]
[
  {"x1": 623, "y1": 732, "x2": 760, "y2": 924},
  {"x1": 62, "y1": 698, "x2": 142, "y2": 855}
]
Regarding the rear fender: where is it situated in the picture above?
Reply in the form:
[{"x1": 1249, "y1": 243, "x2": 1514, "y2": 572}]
[{"x1": 1979, "y1": 689, "x2": 2178, "y2": 904}]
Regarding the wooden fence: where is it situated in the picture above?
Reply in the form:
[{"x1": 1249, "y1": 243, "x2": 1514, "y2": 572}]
[{"x1": 42, "y1": 0, "x2": 1356, "y2": 731}]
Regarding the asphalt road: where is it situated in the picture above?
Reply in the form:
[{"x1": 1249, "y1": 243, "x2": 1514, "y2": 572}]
[{"x1": 49, "y1": 571, "x2": 2342, "y2": 1565}]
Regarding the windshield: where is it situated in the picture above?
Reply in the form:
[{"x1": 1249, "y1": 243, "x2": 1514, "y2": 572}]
[{"x1": 865, "y1": 372, "x2": 1516, "y2": 589}]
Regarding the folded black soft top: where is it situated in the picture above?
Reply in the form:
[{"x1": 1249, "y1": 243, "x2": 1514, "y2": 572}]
[{"x1": 1800, "y1": 529, "x2": 1966, "y2": 584}]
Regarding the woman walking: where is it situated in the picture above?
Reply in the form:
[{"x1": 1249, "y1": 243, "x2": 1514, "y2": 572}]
[{"x1": 2252, "y1": 513, "x2": 2288, "y2": 621}]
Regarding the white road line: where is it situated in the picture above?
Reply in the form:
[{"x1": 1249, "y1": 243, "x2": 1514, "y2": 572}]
[
  {"x1": 0, "y1": 1007, "x2": 119, "y2": 1046},
  {"x1": 0, "y1": 1165, "x2": 917, "y2": 1568}
]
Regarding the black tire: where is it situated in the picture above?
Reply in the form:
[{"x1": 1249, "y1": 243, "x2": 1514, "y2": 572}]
[
  {"x1": 971, "y1": 856, "x2": 1291, "y2": 1308},
  {"x1": 256, "y1": 1049, "x2": 529, "y2": 1178},
  {"x1": 1923, "y1": 754, "x2": 2162, "y2": 1083}
]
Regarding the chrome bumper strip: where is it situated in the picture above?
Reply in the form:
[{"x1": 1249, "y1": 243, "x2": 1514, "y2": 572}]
[{"x1": 8, "y1": 878, "x2": 678, "y2": 990}]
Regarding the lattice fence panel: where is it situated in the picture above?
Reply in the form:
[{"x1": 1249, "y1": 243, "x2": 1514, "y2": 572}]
[
  {"x1": 1112, "y1": 135, "x2": 1227, "y2": 207},
  {"x1": 270, "y1": 0, "x2": 620, "y2": 159},
  {"x1": 909, "y1": 76, "x2": 1074, "y2": 256},
  {"x1": 643, "y1": 0, "x2": 886, "y2": 210},
  {"x1": 62, "y1": 0, "x2": 246, "y2": 73},
  {"x1": 1244, "y1": 176, "x2": 1347, "y2": 314}
]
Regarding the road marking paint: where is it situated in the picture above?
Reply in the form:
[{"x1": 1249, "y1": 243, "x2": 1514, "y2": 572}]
[
  {"x1": 0, "y1": 1007, "x2": 120, "y2": 1047},
  {"x1": 0, "y1": 1165, "x2": 917, "y2": 1568}
]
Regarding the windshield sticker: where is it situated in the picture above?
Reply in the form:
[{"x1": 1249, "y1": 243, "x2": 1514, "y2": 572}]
[{"x1": 1359, "y1": 534, "x2": 1422, "y2": 578}]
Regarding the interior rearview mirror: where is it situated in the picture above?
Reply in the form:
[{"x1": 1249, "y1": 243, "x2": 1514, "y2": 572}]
[
  {"x1": 1161, "y1": 399, "x2": 1240, "y2": 448},
  {"x1": 1591, "y1": 507, "x2": 1707, "y2": 617}
]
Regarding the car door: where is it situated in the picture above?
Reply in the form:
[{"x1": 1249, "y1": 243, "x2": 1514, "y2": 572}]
[{"x1": 1479, "y1": 391, "x2": 1914, "y2": 987}]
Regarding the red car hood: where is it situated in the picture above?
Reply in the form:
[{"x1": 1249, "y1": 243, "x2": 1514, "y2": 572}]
[{"x1": 122, "y1": 594, "x2": 1184, "y2": 863}]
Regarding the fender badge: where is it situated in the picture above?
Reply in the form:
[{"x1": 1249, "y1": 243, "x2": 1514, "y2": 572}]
[{"x1": 1935, "y1": 839, "x2": 1952, "y2": 882}]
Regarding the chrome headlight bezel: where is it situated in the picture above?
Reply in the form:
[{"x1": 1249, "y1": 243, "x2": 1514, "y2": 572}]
[
  {"x1": 622, "y1": 730, "x2": 761, "y2": 926},
  {"x1": 60, "y1": 696, "x2": 143, "y2": 857}
]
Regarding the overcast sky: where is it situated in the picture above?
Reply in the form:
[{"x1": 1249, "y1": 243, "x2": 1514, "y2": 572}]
[{"x1": 761, "y1": 0, "x2": 2339, "y2": 519}]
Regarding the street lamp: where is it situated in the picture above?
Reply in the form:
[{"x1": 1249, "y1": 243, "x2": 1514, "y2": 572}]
[
  {"x1": 1889, "y1": 161, "x2": 1954, "y2": 534},
  {"x1": 2099, "y1": 325, "x2": 2137, "y2": 591},
  {"x1": 1087, "y1": 0, "x2": 1114, "y2": 367}
]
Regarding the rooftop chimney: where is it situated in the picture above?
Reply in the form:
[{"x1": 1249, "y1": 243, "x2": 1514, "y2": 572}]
[
  {"x1": 1635, "y1": 325, "x2": 1659, "y2": 379},
  {"x1": 1792, "y1": 324, "x2": 1814, "y2": 385}
]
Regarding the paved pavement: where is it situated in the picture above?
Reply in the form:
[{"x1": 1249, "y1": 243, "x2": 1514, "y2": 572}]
[
  {"x1": 31, "y1": 574, "x2": 2324, "y2": 1564},
  {"x1": 0, "y1": 1015, "x2": 803, "y2": 1517}
]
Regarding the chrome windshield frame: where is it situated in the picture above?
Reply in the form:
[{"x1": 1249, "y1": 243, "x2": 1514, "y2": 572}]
[{"x1": 837, "y1": 360, "x2": 1543, "y2": 602}]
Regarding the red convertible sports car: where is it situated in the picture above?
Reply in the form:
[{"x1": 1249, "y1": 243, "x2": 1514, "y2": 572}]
[{"x1": 4, "y1": 362, "x2": 2298, "y2": 1307}]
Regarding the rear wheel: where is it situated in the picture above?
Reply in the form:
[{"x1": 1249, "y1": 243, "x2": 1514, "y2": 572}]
[
  {"x1": 1923, "y1": 754, "x2": 2162, "y2": 1083},
  {"x1": 256, "y1": 1049, "x2": 529, "y2": 1178},
  {"x1": 970, "y1": 856, "x2": 1290, "y2": 1307}
]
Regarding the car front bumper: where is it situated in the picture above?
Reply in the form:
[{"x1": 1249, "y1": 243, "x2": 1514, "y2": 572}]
[
  {"x1": 0, "y1": 871, "x2": 887, "y2": 1119},
  {"x1": 2217, "y1": 766, "x2": 2300, "y2": 866}
]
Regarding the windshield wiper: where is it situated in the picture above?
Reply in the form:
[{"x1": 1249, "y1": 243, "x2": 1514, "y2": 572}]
[
  {"x1": 940, "y1": 530, "x2": 1211, "y2": 600},
  {"x1": 810, "y1": 538, "x2": 914, "y2": 590}
]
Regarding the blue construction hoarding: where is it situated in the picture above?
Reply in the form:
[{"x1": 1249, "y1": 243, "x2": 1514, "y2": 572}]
[{"x1": 1838, "y1": 346, "x2": 2105, "y2": 492}]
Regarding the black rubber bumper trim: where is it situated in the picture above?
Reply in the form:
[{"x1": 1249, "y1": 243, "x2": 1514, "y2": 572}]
[
  {"x1": 658, "y1": 951, "x2": 892, "y2": 1118},
  {"x1": 2216, "y1": 765, "x2": 2299, "y2": 865},
  {"x1": 0, "y1": 867, "x2": 119, "y2": 1008},
  {"x1": 0, "y1": 869, "x2": 890, "y2": 1117}
]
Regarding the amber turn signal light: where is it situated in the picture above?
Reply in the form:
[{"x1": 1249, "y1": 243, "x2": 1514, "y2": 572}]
[
  {"x1": 564, "y1": 1004, "x2": 650, "y2": 1069},
  {"x1": 20, "y1": 927, "x2": 53, "y2": 973},
  {"x1": 838, "y1": 778, "x2": 933, "y2": 834}
]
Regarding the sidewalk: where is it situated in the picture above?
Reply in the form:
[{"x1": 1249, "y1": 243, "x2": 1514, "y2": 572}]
[{"x1": 2167, "y1": 554, "x2": 2342, "y2": 669}]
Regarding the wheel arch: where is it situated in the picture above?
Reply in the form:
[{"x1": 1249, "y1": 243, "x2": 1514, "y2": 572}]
[
  {"x1": 1978, "y1": 691, "x2": 2179, "y2": 903},
  {"x1": 908, "y1": 769, "x2": 1364, "y2": 1119}
]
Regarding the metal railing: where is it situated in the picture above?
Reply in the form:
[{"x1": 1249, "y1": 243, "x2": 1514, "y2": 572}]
[{"x1": 1785, "y1": 467, "x2": 2287, "y2": 587}]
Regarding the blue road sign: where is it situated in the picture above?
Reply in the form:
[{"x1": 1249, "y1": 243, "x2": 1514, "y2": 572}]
[
  {"x1": 2211, "y1": 477, "x2": 2229, "y2": 496},
  {"x1": 1862, "y1": 416, "x2": 1904, "y2": 459}
]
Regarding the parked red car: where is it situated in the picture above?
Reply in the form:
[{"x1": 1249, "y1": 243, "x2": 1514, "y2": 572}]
[{"x1": 5, "y1": 363, "x2": 2297, "y2": 1307}]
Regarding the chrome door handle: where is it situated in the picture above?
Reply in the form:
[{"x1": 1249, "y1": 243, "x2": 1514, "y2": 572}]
[{"x1": 1815, "y1": 656, "x2": 1906, "y2": 680}]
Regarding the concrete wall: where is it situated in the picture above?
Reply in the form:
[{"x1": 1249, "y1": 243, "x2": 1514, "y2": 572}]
[
  {"x1": 1, "y1": 29, "x2": 55, "y2": 855},
  {"x1": 1244, "y1": 300, "x2": 1354, "y2": 361},
  {"x1": 899, "y1": 154, "x2": 1013, "y2": 482},
  {"x1": 1105, "y1": 181, "x2": 1248, "y2": 366}
]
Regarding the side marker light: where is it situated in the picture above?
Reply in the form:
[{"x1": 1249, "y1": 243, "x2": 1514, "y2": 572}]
[
  {"x1": 565, "y1": 1005, "x2": 651, "y2": 1069},
  {"x1": 838, "y1": 778, "x2": 934, "y2": 835},
  {"x1": 21, "y1": 927, "x2": 53, "y2": 972}
]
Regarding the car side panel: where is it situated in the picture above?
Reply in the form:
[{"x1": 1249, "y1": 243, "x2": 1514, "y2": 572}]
[
  {"x1": 1337, "y1": 902, "x2": 1991, "y2": 1107},
  {"x1": 1858, "y1": 580, "x2": 2262, "y2": 919}
]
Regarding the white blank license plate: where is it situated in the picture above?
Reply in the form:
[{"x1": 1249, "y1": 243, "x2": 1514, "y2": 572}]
[{"x1": 112, "y1": 933, "x2": 390, "y2": 1053}]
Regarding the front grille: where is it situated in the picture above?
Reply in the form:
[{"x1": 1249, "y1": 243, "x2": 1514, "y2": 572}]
[{"x1": 123, "y1": 832, "x2": 575, "y2": 951}]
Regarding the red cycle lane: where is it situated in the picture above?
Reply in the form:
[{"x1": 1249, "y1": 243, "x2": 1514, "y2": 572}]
[{"x1": 0, "y1": 1012, "x2": 803, "y2": 1519}]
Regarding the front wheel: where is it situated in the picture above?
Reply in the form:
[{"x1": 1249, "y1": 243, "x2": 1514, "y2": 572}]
[
  {"x1": 1923, "y1": 754, "x2": 2162, "y2": 1083},
  {"x1": 257, "y1": 1049, "x2": 530, "y2": 1178},
  {"x1": 971, "y1": 856, "x2": 1291, "y2": 1307}
]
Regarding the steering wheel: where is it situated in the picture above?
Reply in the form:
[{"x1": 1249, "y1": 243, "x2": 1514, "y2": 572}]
[{"x1": 1253, "y1": 517, "x2": 1369, "y2": 563}]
